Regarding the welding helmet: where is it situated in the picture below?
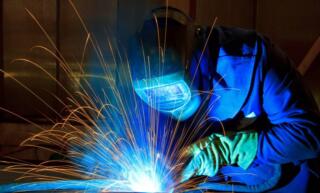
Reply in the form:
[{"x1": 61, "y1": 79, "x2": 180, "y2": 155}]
[{"x1": 129, "y1": 7, "x2": 200, "y2": 121}]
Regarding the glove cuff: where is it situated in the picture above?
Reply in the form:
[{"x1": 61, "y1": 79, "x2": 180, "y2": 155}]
[
  {"x1": 233, "y1": 131, "x2": 258, "y2": 169},
  {"x1": 211, "y1": 131, "x2": 258, "y2": 170}
]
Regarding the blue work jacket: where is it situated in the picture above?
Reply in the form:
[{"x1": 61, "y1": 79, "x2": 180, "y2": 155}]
[{"x1": 188, "y1": 26, "x2": 320, "y2": 192}]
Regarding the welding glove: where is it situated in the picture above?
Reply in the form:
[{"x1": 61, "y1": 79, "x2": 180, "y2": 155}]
[{"x1": 180, "y1": 131, "x2": 258, "y2": 182}]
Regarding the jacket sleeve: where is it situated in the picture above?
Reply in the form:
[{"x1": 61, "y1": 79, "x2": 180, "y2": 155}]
[{"x1": 256, "y1": 36, "x2": 320, "y2": 164}]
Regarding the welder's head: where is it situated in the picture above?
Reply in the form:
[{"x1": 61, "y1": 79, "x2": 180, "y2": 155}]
[{"x1": 129, "y1": 7, "x2": 200, "y2": 121}]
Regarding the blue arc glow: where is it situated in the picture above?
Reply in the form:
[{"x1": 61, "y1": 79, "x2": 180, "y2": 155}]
[
  {"x1": 127, "y1": 169, "x2": 162, "y2": 192},
  {"x1": 0, "y1": 36, "x2": 188, "y2": 193}
]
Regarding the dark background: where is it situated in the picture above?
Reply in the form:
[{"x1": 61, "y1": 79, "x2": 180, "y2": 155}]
[{"x1": 0, "y1": 0, "x2": 319, "y2": 173}]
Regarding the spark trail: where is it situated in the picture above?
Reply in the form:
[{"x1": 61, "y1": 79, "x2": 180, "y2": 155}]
[{"x1": 0, "y1": 1, "x2": 218, "y2": 192}]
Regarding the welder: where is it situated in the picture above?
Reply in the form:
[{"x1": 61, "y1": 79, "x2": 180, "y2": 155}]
[{"x1": 129, "y1": 7, "x2": 320, "y2": 192}]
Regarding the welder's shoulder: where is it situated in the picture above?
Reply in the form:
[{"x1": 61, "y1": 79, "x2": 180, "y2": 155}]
[{"x1": 213, "y1": 26, "x2": 259, "y2": 56}]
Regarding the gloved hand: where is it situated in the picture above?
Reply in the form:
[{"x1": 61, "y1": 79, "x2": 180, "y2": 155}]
[{"x1": 180, "y1": 131, "x2": 258, "y2": 182}]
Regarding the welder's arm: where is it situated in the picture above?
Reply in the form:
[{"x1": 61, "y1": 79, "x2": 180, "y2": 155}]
[
  {"x1": 256, "y1": 38, "x2": 320, "y2": 164},
  {"x1": 180, "y1": 131, "x2": 258, "y2": 182}
]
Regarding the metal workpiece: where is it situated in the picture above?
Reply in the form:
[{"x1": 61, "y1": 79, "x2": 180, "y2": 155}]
[{"x1": 0, "y1": 178, "x2": 167, "y2": 193}]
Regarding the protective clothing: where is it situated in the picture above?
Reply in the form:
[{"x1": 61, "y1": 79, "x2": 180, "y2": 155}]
[
  {"x1": 181, "y1": 26, "x2": 320, "y2": 192},
  {"x1": 181, "y1": 131, "x2": 258, "y2": 182}
]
